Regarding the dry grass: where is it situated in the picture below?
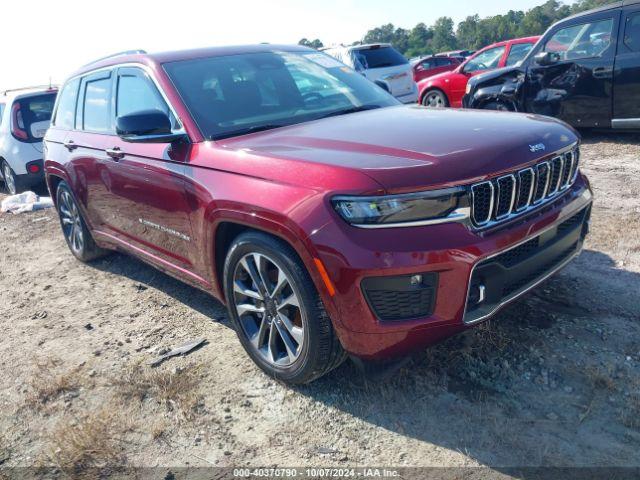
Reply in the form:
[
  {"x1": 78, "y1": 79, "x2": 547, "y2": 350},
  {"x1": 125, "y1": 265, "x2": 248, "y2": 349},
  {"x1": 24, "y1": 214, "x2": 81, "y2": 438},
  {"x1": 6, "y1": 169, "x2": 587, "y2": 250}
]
[
  {"x1": 621, "y1": 392, "x2": 640, "y2": 430},
  {"x1": 44, "y1": 408, "x2": 128, "y2": 478},
  {"x1": 0, "y1": 432, "x2": 10, "y2": 465},
  {"x1": 25, "y1": 357, "x2": 86, "y2": 409},
  {"x1": 585, "y1": 365, "x2": 616, "y2": 391},
  {"x1": 111, "y1": 361, "x2": 203, "y2": 419}
]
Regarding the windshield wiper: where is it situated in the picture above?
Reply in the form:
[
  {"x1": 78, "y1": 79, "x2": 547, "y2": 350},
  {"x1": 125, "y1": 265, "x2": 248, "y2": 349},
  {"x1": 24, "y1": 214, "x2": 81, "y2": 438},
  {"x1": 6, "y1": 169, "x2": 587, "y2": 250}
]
[
  {"x1": 211, "y1": 124, "x2": 287, "y2": 140},
  {"x1": 318, "y1": 104, "x2": 383, "y2": 120}
]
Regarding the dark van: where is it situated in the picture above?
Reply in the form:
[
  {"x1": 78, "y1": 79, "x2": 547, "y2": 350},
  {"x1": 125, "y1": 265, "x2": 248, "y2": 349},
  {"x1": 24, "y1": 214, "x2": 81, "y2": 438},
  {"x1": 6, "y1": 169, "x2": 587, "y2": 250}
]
[{"x1": 464, "y1": 0, "x2": 640, "y2": 129}]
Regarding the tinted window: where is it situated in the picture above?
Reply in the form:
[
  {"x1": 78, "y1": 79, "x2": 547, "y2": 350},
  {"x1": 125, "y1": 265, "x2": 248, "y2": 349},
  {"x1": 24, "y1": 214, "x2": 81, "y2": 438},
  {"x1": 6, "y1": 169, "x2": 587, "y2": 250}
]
[
  {"x1": 53, "y1": 79, "x2": 80, "y2": 129},
  {"x1": 83, "y1": 77, "x2": 112, "y2": 133},
  {"x1": 464, "y1": 46, "x2": 506, "y2": 72},
  {"x1": 435, "y1": 58, "x2": 451, "y2": 66},
  {"x1": 117, "y1": 72, "x2": 169, "y2": 118},
  {"x1": 544, "y1": 18, "x2": 614, "y2": 60},
  {"x1": 19, "y1": 93, "x2": 56, "y2": 139},
  {"x1": 353, "y1": 47, "x2": 408, "y2": 69},
  {"x1": 417, "y1": 59, "x2": 435, "y2": 70},
  {"x1": 624, "y1": 12, "x2": 640, "y2": 52},
  {"x1": 506, "y1": 43, "x2": 535, "y2": 66},
  {"x1": 164, "y1": 51, "x2": 398, "y2": 140}
]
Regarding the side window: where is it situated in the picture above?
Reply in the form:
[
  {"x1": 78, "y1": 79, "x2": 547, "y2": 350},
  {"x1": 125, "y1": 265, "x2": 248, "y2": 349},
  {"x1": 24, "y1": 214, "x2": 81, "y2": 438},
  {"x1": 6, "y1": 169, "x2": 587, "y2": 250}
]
[
  {"x1": 435, "y1": 58, "x2": 451, "y2": 66},
  {"x1": 544, "y1": 18, "x2": 614, "y2": 60},
  {"x1": 117, "y1": 71, "x2": 168, "y2": 118},
  {"x1": 53, "y1": 78, "x2": 80, "y2": 129},
  {"x1": 464, "y1": 46, "x2": 506, "y2": 72},
  {"x1": 624, "y1": 12, "x2": 640, "y2": 52},
  {"x1": 506, "y1": 43, "x2": 534, "y2": 66},
  {"x1": 82, "y1": 76, "x2": 112, "y2": 133}
]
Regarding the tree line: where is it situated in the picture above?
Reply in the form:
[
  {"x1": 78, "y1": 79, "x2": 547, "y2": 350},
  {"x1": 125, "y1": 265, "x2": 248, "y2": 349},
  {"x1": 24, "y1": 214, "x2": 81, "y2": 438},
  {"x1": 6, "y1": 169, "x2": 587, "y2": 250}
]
[{"x1": 299, "y1": 0, "x2": 616, "y2": 57}]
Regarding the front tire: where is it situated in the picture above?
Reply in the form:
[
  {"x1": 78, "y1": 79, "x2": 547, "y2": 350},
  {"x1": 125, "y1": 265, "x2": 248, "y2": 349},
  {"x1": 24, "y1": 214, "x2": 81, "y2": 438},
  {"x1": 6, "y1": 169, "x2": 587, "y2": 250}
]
[
  {"x1": 223, "y1": 232, "x2": 345, "y2": 384},
  {"x1": 421, "y1": 89, "x2": 449, "y2": 108},
  {"x1": 55, "y1": 181, "x2": 109, "y2": 262}
]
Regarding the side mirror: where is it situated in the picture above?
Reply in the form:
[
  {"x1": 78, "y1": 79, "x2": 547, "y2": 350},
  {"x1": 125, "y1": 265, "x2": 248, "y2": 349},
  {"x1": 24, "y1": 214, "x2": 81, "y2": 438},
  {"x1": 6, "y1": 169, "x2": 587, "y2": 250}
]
[
  {"x1": 534, "y1": 51, "x2": 560, "y2": 67},
  {"x1": 116, "y1": 110, "x2": 185, "y2": 143}
]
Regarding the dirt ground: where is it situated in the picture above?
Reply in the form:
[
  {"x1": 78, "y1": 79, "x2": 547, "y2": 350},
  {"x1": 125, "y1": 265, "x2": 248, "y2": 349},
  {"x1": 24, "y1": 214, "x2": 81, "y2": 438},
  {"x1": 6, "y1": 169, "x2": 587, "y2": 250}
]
[{"x1": 0, "y1": 132, "x2": 639, "y2": 477}]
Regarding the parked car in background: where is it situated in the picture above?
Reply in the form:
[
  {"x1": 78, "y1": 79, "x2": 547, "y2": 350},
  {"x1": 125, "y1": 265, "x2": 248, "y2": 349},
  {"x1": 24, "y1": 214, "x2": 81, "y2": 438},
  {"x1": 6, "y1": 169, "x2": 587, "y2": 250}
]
[
  {"x1": 417, "y1": 36, "x2": 540, "y2": 107},
  {"x1": 464, "y1": 0, "x2": 640, "y2": 128},
  {"x1": 322, "y1": 44, "x2": 418, "y2": 103},
  {"x1": 411, "y1": 55, "x2": 462, "y2": 82},
  {"x1": 0, "y1": 86, "x2": 57, "y2": 194},
  {"x1": 45, "y1": 44, "x2": 591, "y2": 384}
]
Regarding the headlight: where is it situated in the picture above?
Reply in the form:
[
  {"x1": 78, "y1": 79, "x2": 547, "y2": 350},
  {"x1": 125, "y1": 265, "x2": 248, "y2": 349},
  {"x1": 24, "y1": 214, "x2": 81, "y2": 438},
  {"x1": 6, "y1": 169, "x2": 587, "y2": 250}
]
[
  {"x1": 465, "y1": 82, "x2": 472, "y2": 94},
  {"x1": 332, "y1": 187, "x2": 469, "y2": 228}
]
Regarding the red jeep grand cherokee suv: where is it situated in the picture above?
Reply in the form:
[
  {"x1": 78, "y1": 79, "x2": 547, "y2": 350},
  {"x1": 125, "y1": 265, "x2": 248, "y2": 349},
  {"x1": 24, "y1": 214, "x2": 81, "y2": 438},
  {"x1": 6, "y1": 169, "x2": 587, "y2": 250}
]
[{"x1": 44, "y1": 45, "x2": 592, "y2": 384}]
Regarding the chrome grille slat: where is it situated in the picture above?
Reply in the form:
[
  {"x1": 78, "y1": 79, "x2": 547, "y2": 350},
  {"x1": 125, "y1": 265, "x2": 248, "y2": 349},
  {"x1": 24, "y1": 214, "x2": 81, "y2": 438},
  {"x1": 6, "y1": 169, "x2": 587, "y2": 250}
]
[
  {"x1": 470, "y1": 146, "x2": 580, "y2": 229},
  {"x1": 515, "y1": 168, "x2": 535, "y2": 212}
]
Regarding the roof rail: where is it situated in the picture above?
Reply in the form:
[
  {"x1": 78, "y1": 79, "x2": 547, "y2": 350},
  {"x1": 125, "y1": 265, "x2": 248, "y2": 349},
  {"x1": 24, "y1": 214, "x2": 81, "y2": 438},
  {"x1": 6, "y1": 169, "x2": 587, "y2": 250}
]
[
  {"x1": 2, "y1": 84, "x2": 58, "y2": 96},
  {"x1": 83, "y1": 49, "x2": 147, "y2": 67}
]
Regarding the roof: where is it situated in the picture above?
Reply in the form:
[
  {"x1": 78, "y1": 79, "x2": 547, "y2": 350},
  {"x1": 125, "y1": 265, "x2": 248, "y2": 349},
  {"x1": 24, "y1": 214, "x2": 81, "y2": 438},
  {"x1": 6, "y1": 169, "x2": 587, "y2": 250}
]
[
  {"x1": 559, "y1": 0, "x2": 638, "y2": 24},
  {"x1": 1, "y1": 86, "x2": 58, "y2": 99},
  {"x1": 71, "y1": 44, "x2": 314, "y2": 78}
]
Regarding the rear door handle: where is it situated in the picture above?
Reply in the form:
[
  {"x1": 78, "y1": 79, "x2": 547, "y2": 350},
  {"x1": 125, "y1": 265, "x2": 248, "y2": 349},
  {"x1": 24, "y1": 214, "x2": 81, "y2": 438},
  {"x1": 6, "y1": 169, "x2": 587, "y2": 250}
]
[
  {"x1": 105, "y1": 147, "x2": 125, "y2": 161},
  {"x1": 63, "y1": 140, "x2": 78, "y2": 151}
]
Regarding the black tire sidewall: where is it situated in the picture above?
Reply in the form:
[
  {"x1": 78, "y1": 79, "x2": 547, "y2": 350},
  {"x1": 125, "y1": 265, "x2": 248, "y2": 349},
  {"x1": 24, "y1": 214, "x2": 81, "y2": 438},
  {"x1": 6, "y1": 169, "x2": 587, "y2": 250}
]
[
  {"x1": 2, "y1": 161, "x2": 20, "y2": 195},
  {"x1": 55, "y1": 181, "x2": 100, "y2": 262},
  {"x1": 223, "y1": 233, "x2": 326, "y2": 384}
]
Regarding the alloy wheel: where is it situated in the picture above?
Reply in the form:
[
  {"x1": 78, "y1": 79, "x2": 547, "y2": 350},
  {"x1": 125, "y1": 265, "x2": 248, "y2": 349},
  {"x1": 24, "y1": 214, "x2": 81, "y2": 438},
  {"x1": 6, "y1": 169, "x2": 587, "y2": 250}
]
[
  {"x1": 232, "y1": 252, "x2": 305, "y2": 367},
  {"x1": 423, "y1": 92, "x2": 446, "y2": 108},
  {"x1": 3, "y1": 163, "x2": 16, "y2": 195},
  {"x1": 58, "y1": 190, "x2": 84, "y2": 254}
]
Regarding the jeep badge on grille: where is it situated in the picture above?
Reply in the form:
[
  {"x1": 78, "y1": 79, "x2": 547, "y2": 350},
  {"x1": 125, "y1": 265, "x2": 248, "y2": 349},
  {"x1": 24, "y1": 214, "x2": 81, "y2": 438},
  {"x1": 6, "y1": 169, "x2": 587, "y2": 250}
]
[{"x1": 529, "y1": 143, "x2": 546, "y2": 153}]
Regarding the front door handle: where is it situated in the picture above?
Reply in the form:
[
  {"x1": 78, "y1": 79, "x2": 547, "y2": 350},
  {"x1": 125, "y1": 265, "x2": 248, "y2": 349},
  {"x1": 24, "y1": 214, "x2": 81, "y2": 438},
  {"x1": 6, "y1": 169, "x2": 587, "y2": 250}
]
[
  {"x1": 105, "y1": 147, "x2": 125, "y2": 161},
  {"x1": 63, "y1": 140, "x2": 78, "y2": 151}
]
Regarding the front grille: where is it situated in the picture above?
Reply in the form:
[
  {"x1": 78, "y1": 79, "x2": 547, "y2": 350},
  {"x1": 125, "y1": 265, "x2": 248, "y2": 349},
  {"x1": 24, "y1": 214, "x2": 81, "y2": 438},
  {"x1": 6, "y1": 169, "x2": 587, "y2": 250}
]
[
  {"x1": 464, "y1": 206, "x2": 589, "y2": 324},
  {"x1": 470, "y1": 146, "x2": 579, "y2": 228}
]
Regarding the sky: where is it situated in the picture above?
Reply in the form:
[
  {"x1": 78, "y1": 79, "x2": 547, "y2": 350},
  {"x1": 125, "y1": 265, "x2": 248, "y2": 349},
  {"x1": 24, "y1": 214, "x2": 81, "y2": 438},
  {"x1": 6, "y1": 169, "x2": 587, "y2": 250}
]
[{"x1": 1, "y1": 0, "x2": 547, "y2": 90}]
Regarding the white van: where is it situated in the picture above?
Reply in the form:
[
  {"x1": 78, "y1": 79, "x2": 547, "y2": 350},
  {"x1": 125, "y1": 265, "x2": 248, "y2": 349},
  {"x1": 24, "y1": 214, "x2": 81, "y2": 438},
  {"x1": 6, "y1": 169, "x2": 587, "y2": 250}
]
[{"x1": 322, "y1": 44, "x2": 418, "y2": 103}]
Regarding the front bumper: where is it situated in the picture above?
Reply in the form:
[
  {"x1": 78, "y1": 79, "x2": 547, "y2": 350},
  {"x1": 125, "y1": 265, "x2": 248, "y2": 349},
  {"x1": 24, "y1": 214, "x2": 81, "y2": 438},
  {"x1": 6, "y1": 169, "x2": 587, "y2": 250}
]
[{"x1": 312, "y1": 176, "x2": 592, "y2": 360}]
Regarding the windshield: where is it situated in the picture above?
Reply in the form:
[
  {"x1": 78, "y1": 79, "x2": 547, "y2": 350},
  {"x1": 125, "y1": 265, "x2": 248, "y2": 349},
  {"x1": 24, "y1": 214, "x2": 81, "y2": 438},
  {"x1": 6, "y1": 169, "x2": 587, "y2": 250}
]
[
  {"x1": 163, "y1": 51, "x2": 399, "y2": 140},
  {"x1": 352, "y1": 46, "x2": 409, "y2": 70}
]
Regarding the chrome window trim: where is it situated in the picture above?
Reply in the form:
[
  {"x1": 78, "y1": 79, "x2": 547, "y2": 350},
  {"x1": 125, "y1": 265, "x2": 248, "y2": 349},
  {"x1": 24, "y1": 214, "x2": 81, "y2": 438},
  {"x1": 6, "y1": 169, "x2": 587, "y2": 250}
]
[
  {"x1": 471, "y1": 181, "x2": 495, "y2": 226},
  {"x1": 462, "y1": 188, "x2": 592, "y2": 325},
  {"x1": 52, "y1": 62, "x2": 186, "y2": 137}
]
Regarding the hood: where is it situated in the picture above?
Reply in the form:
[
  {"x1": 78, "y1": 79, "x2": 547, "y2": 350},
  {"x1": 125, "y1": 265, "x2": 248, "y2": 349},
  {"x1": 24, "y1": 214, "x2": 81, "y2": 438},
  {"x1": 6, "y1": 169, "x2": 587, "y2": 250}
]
[
  {"x1": 471, "y1": 65, "x2": 521, "y2": 87},
  {"x1": 218, "y1": 105, "x2": 579, "y2": 193}
]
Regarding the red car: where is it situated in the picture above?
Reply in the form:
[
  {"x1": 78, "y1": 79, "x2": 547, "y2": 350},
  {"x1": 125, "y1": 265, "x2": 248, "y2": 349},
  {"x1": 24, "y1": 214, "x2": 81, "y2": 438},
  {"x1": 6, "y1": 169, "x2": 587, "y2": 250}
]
[
  {"x1": 411, "y1": 55, "x2": 462, "y2": 82},
  {"x1": 418, "y1": 36, "x2": 541, "y2": 108},
  {"x1": 45, "y1": 45, "x2": 591, "y2": 384}
]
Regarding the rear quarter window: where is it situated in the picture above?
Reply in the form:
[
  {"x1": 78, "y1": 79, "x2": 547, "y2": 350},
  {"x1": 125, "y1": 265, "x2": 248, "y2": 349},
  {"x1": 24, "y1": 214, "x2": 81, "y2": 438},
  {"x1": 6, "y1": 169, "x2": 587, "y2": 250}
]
[{"x1": 53, "y1": 78, "x2": 80, "y2": 129}]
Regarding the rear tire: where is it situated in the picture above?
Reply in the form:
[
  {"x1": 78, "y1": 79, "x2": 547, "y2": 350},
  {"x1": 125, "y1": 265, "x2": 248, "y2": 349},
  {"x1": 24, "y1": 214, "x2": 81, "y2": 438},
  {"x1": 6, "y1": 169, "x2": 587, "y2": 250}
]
[
  {"x1": 421, "y1": 89, "x2": 449, "y2": 108},
  {"x1": 223, "y1": 231, "x2": 346, "y2": 384},
  {"x1": 1, "y1": 161, "x2": 23, "y2": 195},
  {"x1": 55, "y1": 181, "x2": 109, "y2": 262}
]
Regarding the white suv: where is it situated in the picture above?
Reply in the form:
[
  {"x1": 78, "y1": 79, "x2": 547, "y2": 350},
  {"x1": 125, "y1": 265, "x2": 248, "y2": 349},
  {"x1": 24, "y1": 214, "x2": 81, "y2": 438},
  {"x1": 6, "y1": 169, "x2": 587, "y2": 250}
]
[
  {"x1": 322, "y1": 44, "x2": 418, "y2": 103},
  {"x1": 0, "y1": 87, "x2": 58, "y2": 194}
]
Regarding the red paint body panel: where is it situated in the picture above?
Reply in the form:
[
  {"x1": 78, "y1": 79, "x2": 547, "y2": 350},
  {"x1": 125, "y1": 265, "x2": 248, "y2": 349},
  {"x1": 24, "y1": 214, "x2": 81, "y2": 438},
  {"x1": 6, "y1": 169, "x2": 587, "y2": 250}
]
[
  {"x1": 45, "y1": 45, "x2": 590, "y2": 361},
  {"x1": 417, "y1": 37, "x2": 541, "y2": 107}
]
